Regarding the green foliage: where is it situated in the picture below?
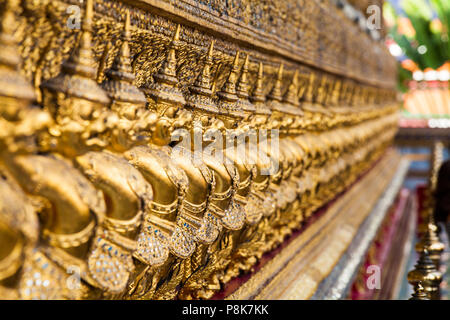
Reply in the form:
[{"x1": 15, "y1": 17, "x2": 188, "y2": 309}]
[
  {"x1": 385, "y1": 0, "x2": 450, "y2": 69},
  {"x1": 429, "y1": 0, "x2": 450, "y2": 59},
  {"x1": 397, "y1": 63, "x2": 412, "y2": 93},
  {"x1": 402, "y1": 0, "x2": 432, "y2": 20}
]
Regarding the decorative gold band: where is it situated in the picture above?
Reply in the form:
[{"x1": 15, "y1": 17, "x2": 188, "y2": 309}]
[
  {"x1": 238, "y1": 173, "x2": 252, "y2": 189},
  {"x1": 145, "y1": 214, "x2": 176, "y2": 234},
  {"x1": 43, "y1": 219, "x2": 96, "y2": 249},
  {"x1": 104, "y1": 211, "x2": 142, "y2": 234},
  {"x1": 234, "y1": 193, "x2": 248, "y2": 204},
  {"x1": 149, "y1": 200, "x2": 179, "y2": 215},
  {"x1": 99, "y1": 228, "x2": 137, "y2": 252},
  {"x1": 210, "y1": 186, "x2": 233, "y2": 201},
  {"x1": 182, "y1": 200, "x2": 207, "y2": 215},
  {"x1": 252, "y1": 177, "x2": 269, "y2": 191},
  {"x1": 208, "y1": 202, "x2": 225, "y2": 218},
  {"x1": 179, "y1": 210, "x2": 202, "y2": 229}
]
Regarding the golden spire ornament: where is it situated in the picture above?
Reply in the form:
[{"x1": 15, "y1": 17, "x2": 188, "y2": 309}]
[
  {"x1": 217, "y1": 51, "x2": 242, "y2": 116},
  {"x1": 250, "y1": 62, "x2": 271, "y2": 115},
  {"x1": 352, "y1": 85, "x2": 361, "y2": 107},
  {"x1": 415, "y1": 222, "x2": 445, "y2": 268},
  {"x1": 407, "y1": 249, "x2": 442, "y2": 300},
  {"x1": 236, "y1": 54, "x2": 256, "y2": 114},
  {"x1": 40, "y1": 0, "x2": 110, "y2": 118},
  {"x1": 330, "y1": 79, "x2": 342, "y2": 106},
  {"x1": 0, "y1": 0, "x2": 52, "y2": 155},
  {"x1": 266, "y1": 63, "x2": 285, "y2": 124},
  {"x1": 145, "y1": 24, "x2": 186, "y2": 107},
  {"x1": 0, "y1": 0, "x2": 36, "y2": 121},
  {"x1": 316, "y1": 75, "x2": 329, "y2": 106},
  {"x1": 236, "y1": 54, "x2": 250, "y2": 99},
  {"x1": 283, "y1": 70, "x2": 300, "y2": 108},
  {"x1": 340, "y1": 81, "x2": 349, "y2": 106},
  {"x1": 218, "y1": 51, "x2": 240, "y2": 102},
  {"x1": 102, "y1": 12, "x2": 146, "y2": 108},
  {"x1": 267, "y1": 63, "x2": 284, "y2": 102},
  {"x1": 276, "y1": 69, "x2": 304, "y2": 135},
  {"x1": 186, "y1": 40, "x2": 217, "y2": 113},
  {"x1": 280, "y1": 70, "x2": 303, "y2": 117},
  {"x1": 304, "y1": 72, "x2": 316, "y2": 104}
]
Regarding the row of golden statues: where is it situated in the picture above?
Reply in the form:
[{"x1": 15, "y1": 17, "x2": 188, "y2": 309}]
[{"x1": 0, "y1": 0, "x2": 398, "y2": 299}]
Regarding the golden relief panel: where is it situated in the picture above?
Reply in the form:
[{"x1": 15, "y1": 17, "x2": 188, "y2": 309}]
[
  {"x1": 0, "y1": 0, "x2": 399, "y2": 300},
  {"x1": 15, "y1": 0, "x2": 395, "y2": 97}
]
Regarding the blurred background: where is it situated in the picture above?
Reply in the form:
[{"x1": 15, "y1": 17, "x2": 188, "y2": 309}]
[
  {"x1": 384, "y1": 0, "x2": 449, "y2": 188},
  {"x1": 383, "y1": 0, "x2": 450, "y2": 300}
]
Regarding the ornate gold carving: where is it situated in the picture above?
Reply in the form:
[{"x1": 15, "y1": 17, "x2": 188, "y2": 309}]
[{"x1": 0, "y1": 0, "x2": 400, "y2": 300}]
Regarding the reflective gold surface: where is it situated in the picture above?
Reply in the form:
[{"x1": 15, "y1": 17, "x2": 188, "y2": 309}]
[{"x1": 0, "y1": 0, "x2": 399, "y2": 299}]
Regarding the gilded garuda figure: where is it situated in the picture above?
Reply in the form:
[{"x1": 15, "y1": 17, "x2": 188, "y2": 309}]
[{"x1": 0, "y1": 0, "x2": 399, "y2": 299}]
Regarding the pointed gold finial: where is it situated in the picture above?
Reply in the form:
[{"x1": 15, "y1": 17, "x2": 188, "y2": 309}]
[
  {"x1": 124, "y1": 10, "x2": 131, "y2": 38},
  {"x1": 192, "y1": 40, "x2": 214, "y2": 93},
  {"x1": 145, "y1": 24, "x2": 185, "y2": 106},
  {"x1": 345, "y1": 82, "x2": 354, "y2": 105},
  {"x1": 236, "y1": 54, "x2": 250, "y2": 99},
  {"x1": 102, "y1": 11, "x2": 146, "y2": 107},
  {"x1": 207, "y1": 40, "x2": 214, "y2": 56},
  {"x1": 186, "y1": 40, "x2": 217, "y2": 113},
  {"x1": 218, "y1": 51, "x2": 246, "y2": 116},
  {"x1": 267, "y1": 64, "x2": 284, "y2": 102},
  {"x1": 339, "y1": 81, "x2": 348, "y2": 105},
  {"x1": 232, "y1": 50, "x2": 240, "y2": 67},
  {"x1": 415, "y1": 221, "x2": 445, "y2": 268},
  {"x1": 316, "y1": 75, "x2": 329, "y2": 105},
  {"x1": 84, "y1": 0, "x2": 94, "y2": 29},
  {"x1": 331, "y1": 79, "x2": 342, "y2": 106},
  {"x1": 174, "y1": 23, "x2": 181, "y2": 41},
  {"x1": 283, "y1": 70, "x2": 300, "y2": 107},
  {"x1": 154, "y1": 24, "x2": 181, "y2": 85},
  {"x1": 250, "y1": 62, "x2": 271, "y2": 115},
  {"x1": 235, "y1": 54, "x2": 255, "y2": 114},
  {"x1": 0, "y1": 0, "x2": 36, "y2": 120},
  {"x1": 304, "y1": 72, "x2": 316, "y2": 103},
  {"x1": 0, "y1": 0, "x2": 21, "y2": 70},
  {"x1": 217, "y1": 51, "x2": 240, "y2": 103},
  {"x1": 352, "y1": 85, "x2": 360, "y2": 106},
  {"x1": 323, "y1": 76, "x2": 334, "y2": 106},
  {"x1": 70, "y1": 0, "x2": 95, "y2": 75},
  {"x1": 251, "y1": 62, "x2": 265, "y2": 103},
  {"x1": 297, "y1": 72, "x2": 309, "y2": 101},
  {"x1": 407, "y1": 249, "x2": 442, "y2": 300},
  {"x1": 41, "y1": 0, "x2": 110, "y2": 111},
  {"x1": 108, "y1": 11, "x2": 132, "y2": 78}
]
